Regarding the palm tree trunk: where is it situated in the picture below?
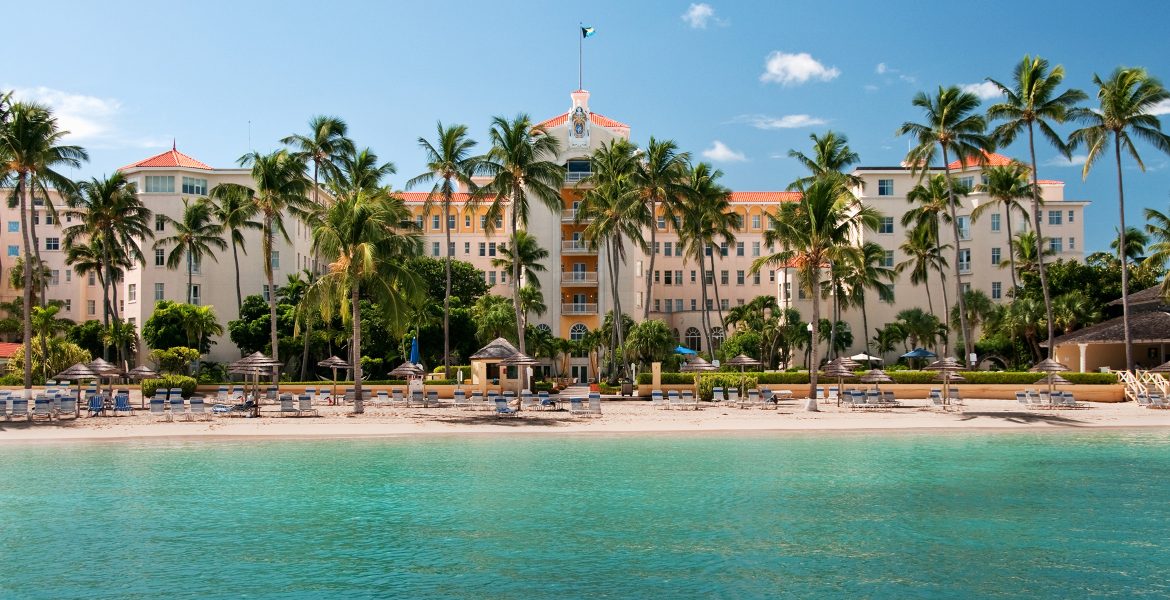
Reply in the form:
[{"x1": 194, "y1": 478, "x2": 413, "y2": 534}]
[
  {"x1": 265, "y1": 221, "x2": 279, "y2": 379},
  {"x1": 611, "y1": 238, "x2": 625, "y2": 381},
  {"x1": 510, "y1": 203, "x2": 524, "y2": 354},
  {"x1": 1005, "y1": 207, "x2": 1019, "y2": 292},
  {"x1": 1027, "y1": 123, "x2": 1056, "y2": 356},
  {"x1": 643, "y1": 197, "x2": 656, "y2": 319},
  {"x1": 941, "y1": 147, "x2": 973, "y2": 365},
  {"x1": 808, "y1": 268, "x2": 821, "y2": 407},
  {"x1": 939, "y1": 272, "x2": 949, "y2": 354},
  {"x1": 299, "y1": 318, "x2": 313, "y2": 380},
  {"x1": 232, "y1": 240, "x2": 243, "y2": 314},
  {"x1": 699, "y1": 253, "x2": 715, "y2": 359},
  {"x1": 1115, "y1": 136, "x2": 1133, "y2": 371},
  {"x1": 861, "y1": 290, "x2": 871, "y2": 357},
  {"x1": 19, "y1": 175, "x2": 33, "y2": 389},
  {"x1": 711, "y1": 251, "x2": 727, "y2": 331},
  {"x1": 444, "y1": 202, "x2": 452, "y2": 372},
  {"x1": 351, "y1": 284, "x2": 364, "y2": 414}
]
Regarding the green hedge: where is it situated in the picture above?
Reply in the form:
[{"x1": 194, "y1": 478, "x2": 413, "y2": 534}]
[
  {"x1": 142, "y1": 376, "x2": 197, "y2": 398},
  {"x1": 697, "y1": 373, "x2": 759, "y2": 402},
  {"x1": 534, "y1": 381, "x2": 553, "y2": 392},
  {"x1": 424, "y1": 379, "x2": 455, "y2": 386},
  {"x1": 639, "y1": 371, "x2": 1118, "y2": 386}
]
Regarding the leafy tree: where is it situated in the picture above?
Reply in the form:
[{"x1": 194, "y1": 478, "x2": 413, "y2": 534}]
[
  {"x1": 143, "y1": 301, "x2": 217, "y2": 353},
  {"x1": 5, "y1": 337, "x2": 90, "y2": 385},
  {"x1": 491, "y1": 231, "x2": 548, "y2": 289},
  {"x1": 973, "y1": 162, "x2": 1035, "y2": 291},
  {"x1": 624, "y1": 319, "x2": 675, "y2": 368},
  {"x1": 281, "y1": 115, "x2": 354, "y2": 207},
  {"x1": 678, "y1": 162, "x2": 740, "y2": 357},
  {"x1": 404, "y1": 256, "x2": 488, "y2": 307},
  {"x1": 148, "y1": 347, "x2": 201, "y2": 374},
  {"x1": 1069, "y1": 66, "x2": 1170, "y2": 370},
  {"x1": 208, "y1": 182, "x2": 261, "y2": 312},
  {"x1": 471, "y1": 294, "x2": 516, "y2": 342},
  {"x1": 787, "y1": 130, "x2": 865, "y2": 190},
  {"x1": 634, "y1": 137, "x2": 690, "y2": 319},
  {"x1": 66, "y1": 320, "x2": 106, "y2": 358},
  {"x1": 1110, "y1": 226, "x2": 1148, "y2": 265}
]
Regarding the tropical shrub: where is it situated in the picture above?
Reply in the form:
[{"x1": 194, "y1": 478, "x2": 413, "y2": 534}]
[
  {"x1": 149, "y1": 347, "x2": 201, "y2": 374},
  {"x1": 5, "y1": 337, "x2": 91, "y2": 383},
  {"x1": 696, "y1": 373, "x2": 759, "y2": 401},
  {"x1": 141, "y1": 375, "x2": 197, "y2": 398}
]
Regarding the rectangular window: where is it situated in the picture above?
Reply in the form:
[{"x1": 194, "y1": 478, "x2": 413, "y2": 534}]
[
  {"x1": 720, "y1": 243, "x2": 728, "y2": 257},
  {"x1": 494, "y1": 217, "x2": 503, "y2": 229},
  {"x1": 45, "y1": 213, "x2": 54, "y2": 225},
  {"x1": 432, "y1": 242, "x2": 440, "y2": 256},
  {"x1": 752, "y1": 214, "x2": 761, "y2": 229},
  {"x1": 1050, "y1": 237, "x2": 1063, "y2": 253},
  {"x1": 992, "y1": 281, "x2": 1002, "y2": 300},
  {"x1": 270, "y1": 251, "x2": 279, "y2": 269},
  {"x1": 88, "y1": 272, "x2": 95, "y2": 286},
  {"x1": 45, "y1": 237, "x2": 60, "y2": 251},
  {"x1": 879, "y1": 217, "x2": 894, "y2": 234},
  {"x1": 1068, "y1": 210, "x2": 1075, "y2": 223},
  {"x1": 784, "y1": 281, "x2": 791, "y2": 299},
  {"x1": 691, "y1": 270, "x2": 697, "y2": 283},
  {"x1": 32, "y1": 212, "x2": 38, "y2": 225},
  {"x1": 706, "y1": 299, "x2": 713, "y2": 310},
  {"x1": 500, "y1": 271, "x2": 506, "y2": 284},
  {"x1": 958, "y1": 249, "x2": 971, "y2": 273},
  {"x1": 959, "y1": 176, "x2": 974, "y2": 190},
  {"x1": 991, "y1": 247, "x2": 1001, "y2": 265},
  {"x1": 128, "y1": 283, "x2": 137, "y2": 302},
  {"x1": 63, "y1": 299, "x2": 71, "y2": 312},
  {"x1": 87, "y1": 300, "x2": 96, "y2": 315},
  {"x1": 447, "y1": 214, "x2": 456, "y2": 230},
  {"x1": 465, "y1": 215, "x2": 471, "y2": 228},
  {"x1": 155, "y1": 215, "x2": 166, "y2": 232},
  {"x1": 653, "y1": 242, "x2": 660, "y2": 255},
  {"x1": 736, "y1": 242, "x2": 744, "y2": 257},
  {"x1": 414, "y1": 215, "x2": 423, "y2": 229},
  {"x1": 144, "y1": 175, "x2": 175, "y2": 193},
  {"x1": 478, "y1": 243, "x2": 486, "y2": 257},
  {"x1": 664, "y1": 242, "x2": 672, "y2": 257},
  {"x1": 990, "y1": 213, "x2": 1001, "y2": 232},
  {"x1": 1049, "y1": 210, "x2": 1062, "y2": 225},
  {"x1": 488, "y1": 271, "x2": 496, "y2": 285},
  {"x1": 154, "y1": 282, "x2": 165, "y2": 301},
  {"x1": 675, "y1": 299, "x2": 682, "y2": 312},
  {"x1": 770, "y1": 271, "x2": 775, "y2": 283},
  {"x1": 155, "y1": 248, "x2": 165, "y2": 266},
  {"x1": 48, "y1": 270, "x2": 60, "y2": 286},
  {"x1": 956, "y1": 216, "x2": 971, "y2": 241},
  {"x1": 882, "y1": 250, "x2": 894, "y2": 268},
  {"x1": 181, "y1": 177, "x2": 208, "y2": 195},
  {"x1": 191, "y1": 284, "x2": 202, "y2": 305},
  {"x1": 736, "y1": 270, "x2": 745, "y2": 285},
  {"x1": 448, "y1": 242, "x2": 455, "y2": 257},
  {"x1": 675, "y1": 270, "x2": 683, "y2": 286},
  {"x1": 6, "y1": 245, "x2": 17, "y2": 257},
  {"x1": 480, "y1": 215, "x2": 487, "y2": 229},
  {"x1": 657, "y1": 216, "x2": 666, "y2": 230},
  {"x1": 488, "y1": 242, "x2": 496, "y2": 257},
  {"x1": 1069, "y1": 237, "x2": 1076, "y2": 250},
  {"x1": 721, "y1": 271, "x2": 729, "y2": 285},
  {"x1": 878, "y1": 179, "x2": 894, "y2": 196},
  {"x1": 190, "y1": 255, "x2": 201, "y2": 274},
  {"x1": 752, "y1": 241, "x2": 760, "y2": 257},
  {"x1": 432, "y1": 215, "x2": 440, "y2": 230},
  {"x1": 464, "y1": 242, "x2": 470, "y2": 255},
  {"x1": 654, "y1": 270, "x2": 661, "y2": 283},
  {"x1": 798, "y1": 286, "x2": 806, "y2": 300},
  {"x1": 6, "y1": 221, "x2": 17, "y2": 232},
  {"x1": 705, "y1": 244, "x2": 712, "y2": 257},
  {"x1": 65, "y1": 269, "x2": 71, "y2": 282},
  {"x1": 655, "y1": 299, "x2": 661, "y2": 312},
  {"x1": 721, "y1": 299, "x2": 729, "y2": 310}
]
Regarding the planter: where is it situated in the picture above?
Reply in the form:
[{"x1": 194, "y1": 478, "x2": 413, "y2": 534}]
[{"x1": 589, "y1": 383, "x2": 599, "y2": 392}]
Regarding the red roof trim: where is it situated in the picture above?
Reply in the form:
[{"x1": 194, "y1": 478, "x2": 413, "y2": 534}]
[
  {"x1": 946, "y1": 151, "x2": 1013, "y2": 170},
  {"x1": 0, "y1": 342, "x2": 22, "y2": 358},
  {"x1": 728, "y1": 191, "x2": 801, "y2": 203},
  {"x1": 534, "y1": 111, "x2": 630, "y2": 130},
  {"x1": 120, "y1": 147, "x2": 213, "y2": 171},
  {"x1": 1037, "y1": 179, "x2": 1064, "y2": 185}
]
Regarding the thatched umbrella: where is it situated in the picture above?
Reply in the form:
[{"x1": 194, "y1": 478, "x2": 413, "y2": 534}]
[
  {"x1": 925, "y1": 357, "x2": 963, "y2": 405},
  {"x1": 500, "y1": 352, "x2": 540, "y2": 394},
  {"x1": 1029, "y1": 358, "x2": 1071, "y2": 397},
  {"x1": 822, "y1": 362, "x2": 856, "y2": 406},
  {"x1": 725, "y1": 354, "x2": 761, "y2": 394},
  {"x1": 126, "y1": 365, "x2": 159, "y2": 380},
  {"x1": 317, "y1": 356, "x2": 352, "y2": 401},
  {"x1": 55, "y1": 362, "x2": 102, "y2": 417},
  {"x1": 859, "y1": 368, "x2": 893, "y2": 392},
  {"x1": 87, "y1": 358, "x2": 123, "y2": 397},
  {"x1": 231, "y1": 353, "x2": 282, "y2": 415},
  {"x1": 681, "y1": 356, "x2": 717, "y2": 399},
  {"x1": 388, "y1": 361, "x2": 424, "y2": 378}
]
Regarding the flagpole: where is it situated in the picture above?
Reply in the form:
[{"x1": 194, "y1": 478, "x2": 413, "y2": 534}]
[{"x1": 578, "y1": 24, "x2": 583, "y2": 90}]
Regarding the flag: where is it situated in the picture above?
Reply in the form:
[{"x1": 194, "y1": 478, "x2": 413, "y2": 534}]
[{"x1": 581, "y1": 26, "x2": 596, "y2": 38}]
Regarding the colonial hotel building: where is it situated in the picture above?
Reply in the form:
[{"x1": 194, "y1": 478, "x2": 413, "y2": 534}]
[{"x1": 0, "y1": 90, "x2": 1087, "y2": 376}]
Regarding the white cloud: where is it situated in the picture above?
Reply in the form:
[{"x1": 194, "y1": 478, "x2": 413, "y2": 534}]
[
  {"x1": 1148, "y1": 99, "x2": 1170, "y2": 116},
  {"x1": 8, "y1": 85, "x2": 166, "y2": 149},
  {"x1": 682, "y1": 3, "x2": 720, "y2": 28},
  {"x1": 960, "y1": 81, "x2": 1003, "y2": 100},
  {"x1": 702, "y1": 140, "x2": 746, "y2": 162},
  {"x1": 864, "y1": 84, "x2": 880, "y2": 93},
  {"x1": 876, "y1": 63, "x2": 889, "y2": 75},
  {"x1": 759, "y1": 51, "x2": 840, "y2": 86},
  {"x1": 1045, "y1": 153, "x2": 1088, "y2": 167},
  {"x1": 732, "y1": 114, "x2": 827, "y2": 129}
]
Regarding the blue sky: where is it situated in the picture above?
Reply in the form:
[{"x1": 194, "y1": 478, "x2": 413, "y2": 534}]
[{"x1": 6, "y1": 0, "x2": 1170, "y2": 252}]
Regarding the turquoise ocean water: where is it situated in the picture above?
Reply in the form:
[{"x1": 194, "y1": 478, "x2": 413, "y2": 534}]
[{"x1": 2, "y1": 430, "x2": 1169, "y2": 599}]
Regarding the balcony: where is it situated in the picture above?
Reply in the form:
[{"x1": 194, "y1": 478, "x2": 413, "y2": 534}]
[
  {"x1": 561, "y1": 240, "x2": 596, "y2": 254},
  {"x1": 561, "y1": 271, "x2": 598, "y2": 286},
  {"x1": 561, "y1": 209, "x2": 584, "y2": 223},
  {"x1": 562, "y1": 302, "x2": 598, "y2": 315},
  {"x1": 565, "y1": 171, "x2": 592, "y2": 184}
]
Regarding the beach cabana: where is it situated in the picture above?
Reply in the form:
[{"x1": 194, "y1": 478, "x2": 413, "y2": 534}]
[
  {"x1": 500, "y1": 352, "x2": 540, "y2": 395},
  {"x1": 317, "y1": 356, "x2": 352, "y2": 402},
  {"x1": 470, "y1": 338, "x2": 522, "y2": 391}
]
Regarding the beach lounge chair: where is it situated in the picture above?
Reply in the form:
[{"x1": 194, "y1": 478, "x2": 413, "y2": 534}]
[
  {"x1": 57, "y1": 396, "x2": 77, "y2": 419},
  {"x1": 539, "y1": 391, "x2": 556, "y2": 410},
  {"x1": 452, "y1": 389, "x2": 467, "y2": 409},
  {"x1": 494, "y1": 398, "x2": 517, "y2": 417},
  {"x1": 666, "y1": 390, "x2": 680, "y2": 410},
  {"x1": 388, "y1": 389, "x2": 403, "y2": 406},
  {"x1": 187, "y1": 396, "x2": 209, "y2": 420},
  {"x1": 1016, "y1": 391, "x2": 1030, "y2": 407},
  {"x1": 828, "y1": 387, "x2": 839, "y2": 404},
  {"x1": 816, "y1": 388, "x2": 825, "y2": 401},
  {"x1": 409, "y1": 389, "x2": 423, "y2": 407},
  {"x1": 304, "y1": 386, "x2": 316, "y2": 400},
  {"x1": 521, "y1": 391, "x2": 537, "y2": 411},
  {"x1": 1149, "y1": 394, "x2": 1167, "y2": 409},
  {"x1": 427, "y1": 391, "x2": 439, "y2": 407},
  {"x1": 682, "y1": 390, "x2": 697, "y2": 410},
  {"x1": 882, "y1": 391, "x2": 897, "y2": 406},
  {"x1": 170, "y1": 396, "x2": 189, "y2": 422},
  {"x1": 375, "y1": 390, "x2": 389, "y2": 406},
  {"x1": 87, "y1": 393, "x2": 105, "y2": 417},
  {"x1": 114, "y1": 393, "x2": 132, "y2": 416},
  {"x1": 949, "y1": 389, "x2": 964, "y2": 407},
  {"x1": 587, "y1": 393, "x2": 602, "y2": 416},
  {"x1": 10, "y1": 396, "x2": 29, "y2": 421},
  {"x1": 232, "y1": 386, "x2": 245, "y2": 402},
  {"x1": 279, "y1": 394, "x2": 300, "y2": 417},
  {"x1": 727, "y1": 388, "x2": 740, "y2": 406},
  {"x1": 569, "y1": 397, "x2": 587, "y2": 416},
  {"x1": 298, "y1": 394, "x2": 318, "y2": 417},
  {"x1": 712, "y1": 386, "x2": 724, "y2": 403},
  {"x1": 650, "y1": 390, "x2": 665, "y2": 410},
  {"x1": 216, "y1": 386, "x2": 229, "y2": 403},
  {"x1": 469, "y1": 391, "x2": 485, "y2": 411},
  {"x1": 745, "y1": 389, "x2": 759, "y2": 409},
  {"x1": 150, "y1": 397, "x2": 169, "y2": 422},
  {"x1": 866, "y1": 390, "x2": 883, "y2": 409},
  {"x1": 0, "y1": 393, "x2": 7, "y2": 420},
  {"x1": 31, "y1": 396, "x2": 51, "y2": 421}
]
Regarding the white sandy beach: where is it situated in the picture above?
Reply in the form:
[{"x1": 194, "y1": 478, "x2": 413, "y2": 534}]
[{"x1": 3, "y1": 397, "x2": 1170, "y2": 442}]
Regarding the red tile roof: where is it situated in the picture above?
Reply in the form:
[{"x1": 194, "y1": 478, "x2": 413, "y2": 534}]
[
  {"x1": 534, "y1": 111, "x2": 630, "y2": 130},
  {"x1": 946, "y1": 151, "x2": 1014, "y2": 170},
  {"x1": 0, "y1": 342, "x2": 22, "y2": 358},
  {"x1": 120, "y1": 145, "x2": 213, "y2": 171},
  {"x1": 729, "y1": 191, "x2": 801, "y2": 203},
  {"x1": 1037, "y1": 179, "x2": 1064, "y2": 185},
  {"x1": 399, "y1": 192, "x2": 473, "y2": 203}
]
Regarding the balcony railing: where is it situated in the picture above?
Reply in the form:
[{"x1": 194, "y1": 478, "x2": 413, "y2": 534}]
[
  {"x1": 562, "y1": 302, "x2": 598, "y2": 315},
  {"x1": 561, "y1": 271, "x2": 598, "y2": 284},
  {"x1": 561, "y1": 240, "x2": 596, "y2": 254},
  {"x1": 565, "y1": 171, "x2": 592, "y2": 183},
  {"x1": 561, "y1": 209, "x2": 585, "y2": 222}
]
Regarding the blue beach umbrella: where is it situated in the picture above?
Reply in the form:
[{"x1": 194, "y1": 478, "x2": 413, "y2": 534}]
[
  {"x1": 901, "y1": 348, "x2": 936, "y2": 359},
  {"x1": 409, "y1": 336, "x2": 420, "y2": 365},
  {"x1": 674, "y1": 345, "x2": 698, "y2": 355}
]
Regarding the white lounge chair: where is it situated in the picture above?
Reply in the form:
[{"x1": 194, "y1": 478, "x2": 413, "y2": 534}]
[
  {"x1": 150, "y1": 397, "x2": 170, "y2": 422},
  {"x1": 170, "y1": 396, "x2": 189, "y2": 422},
  {"x1": 681, "y1": 390, "x2": 698, "y2": 410},
  {"x1": 298, "y1": 394, "x2": 318, "y2": 416},
  {"x1": 650, "y1": 390, "x2": 665, "y2": 410},
  {"x1": 667, "y1": 390, "x2": 680, "y2": 410},
  {"x1": 279, "y1": 394, "x2": 300, "y2": 417}
]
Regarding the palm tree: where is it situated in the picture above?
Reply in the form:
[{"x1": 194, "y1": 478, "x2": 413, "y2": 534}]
[
  {"x1": 407, "y1": 122, "x2": 481, "y2": 372},
  {"x1": 842, "y1": 241, "x2": 895, "y2": 357},
  {"x1": 1003, "y1": 230, "x2": 1055, "y2": 278},
  {"x1": 950, "y1": 289, "x2": 996, "y2": 348},
  {"x1": 987, "y1": 56, "x2": 1086, "y2": 354},
  {"x1": 103, "y1": 318, "x2": 137, "y2": 369},
  {"x1": 518, "y1": 285, "x2": 547, "y2": 335},
  {"x1": 787, "y1": 130, "x2": 865, "y2": 190},
  {"x1": 895, "y1": 308, "x2": 943, "y2": 354},
  {"x1": 154, "y1": 198, "x2": 227, "y2": 304},
  {"x1": 633, "y1": 137, "x2": 690, "y2": 319},
  {"x1": 1068, "y1": 67, "x2": 1170, "y2": 370},
  {"x1": 238, "y1": 149, "x2": 310, "y2": 369},
  {"x1": 578, "y1": 139, "x2": 649, "y2": 381},
  {"x1": 898, "y1": 86, "x2": 992, "y2": 364},
  {"x1": 0, "y1": 101, "x2": 87, "y2": 388},
  {"x1": 208, "y1": 183, "x2": 261, "y2": 313},
  {"x1": 1052, "y1": 291, "x2": 1100, "y2": 335},
  {"x1": 1110, "y1": 226, "x2": 1148, "y2": 266},
  {"x1": 30, "y1": 303, "x2": 72, "y2": 381},
  {"x1": 491, "y1": 231, "x2": 549, "y2": 290},
  {"x1": 281, "y1": 115, "x2": 353, "y2": 207},
  {"x1": 303, "y1": 187, "x2": 423, "y2": 414},
  {"x1": 973, "y1": 162, "x2": 1035, "y2": 291},
  {"x1": 751, "y1": 177, "x2": 880, "y2": 405},
  {"x1": 678, "y1": 162, "x2": 740, "y2": 357},
  {"x1": 183, "y1": 304, "x2": 224, "y2": 353},
  {"x1": 1144, "y1": 205, "x2": 1170, "y2": 300},
  {"x1": 897, "y1": 224, "x2": 950, "y2": 320},
  {"x1": 480, "y1": 114, "x2": 565, "y2": 354}
]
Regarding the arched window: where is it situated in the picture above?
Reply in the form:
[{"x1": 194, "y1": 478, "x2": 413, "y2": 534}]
[
  {"x1": 535, "y1": 323, "x2": 552, "y2": 334},
  {"x1": 569, "y1": 323, "x2": 588, "y2": 341},
  {"x1": 684, "y1": 327, "x2": 702, "y2": 352},
  {"x1": 712, "y1": 327, "x2": 725, "y2": 351}
]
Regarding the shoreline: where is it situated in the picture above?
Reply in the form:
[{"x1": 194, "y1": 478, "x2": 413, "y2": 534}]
[{"x1": 3, "y1": 398, "x2": 1169, "y2": 444}]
